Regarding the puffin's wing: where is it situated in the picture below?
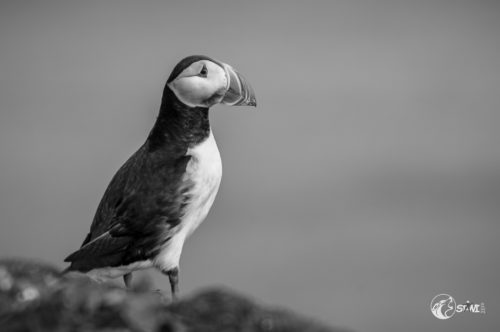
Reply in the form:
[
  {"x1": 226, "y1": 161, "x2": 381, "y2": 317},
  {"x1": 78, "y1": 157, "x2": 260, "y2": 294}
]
[
  {"x1": 63, "y1": 228, "x2": 131, "y2": 270},
  {"x1": 64, "y1": 146, "x2": 192, "y2": 271}
]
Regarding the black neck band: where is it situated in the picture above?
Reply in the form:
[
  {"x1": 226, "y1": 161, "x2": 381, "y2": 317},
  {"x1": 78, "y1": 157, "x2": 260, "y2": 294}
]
[{"x1": 147, "y1": 85, "x2": 210, "y2": 152}]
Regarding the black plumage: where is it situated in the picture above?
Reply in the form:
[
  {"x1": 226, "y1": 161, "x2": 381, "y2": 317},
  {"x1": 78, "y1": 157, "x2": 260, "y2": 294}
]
[
  {"x1": 166, "y1": 55, "x2": 223, "y2": 84},
  {"x1": 65, "y1": 87, "x2": 209, "y2": 272}
]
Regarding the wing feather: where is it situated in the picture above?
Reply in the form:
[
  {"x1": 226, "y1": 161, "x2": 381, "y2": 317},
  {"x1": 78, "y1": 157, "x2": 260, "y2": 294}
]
[{"x1": 65, "y1": 144, "x2": 192, "y2": 271}]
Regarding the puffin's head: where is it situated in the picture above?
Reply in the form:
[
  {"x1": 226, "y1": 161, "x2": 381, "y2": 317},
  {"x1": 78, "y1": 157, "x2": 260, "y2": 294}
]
[{"x1": 166, "y1": 55, "x2": 256, "y2": 108}]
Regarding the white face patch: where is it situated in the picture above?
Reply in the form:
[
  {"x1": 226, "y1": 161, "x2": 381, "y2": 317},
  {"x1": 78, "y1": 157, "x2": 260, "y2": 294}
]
[{"x1": 168, "y1": 60, "x2": 228, "y2": 107}]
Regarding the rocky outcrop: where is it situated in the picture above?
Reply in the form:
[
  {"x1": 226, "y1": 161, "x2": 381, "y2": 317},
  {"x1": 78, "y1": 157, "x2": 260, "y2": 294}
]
[{"x1": 0, "y1": 259, "x2": 348, "y2": 332}]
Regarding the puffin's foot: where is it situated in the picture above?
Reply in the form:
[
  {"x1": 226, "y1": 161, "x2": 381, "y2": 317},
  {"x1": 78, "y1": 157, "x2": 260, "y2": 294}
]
[
  {"x1": 161, "y1": 267, "x2": 179, "y2": 302},
  {"x1": 153, "y1": 289, "x2": 172, "y2": 304},
  {"x1": 123, "y1": 273, "x2": 133, "y2": 288}
]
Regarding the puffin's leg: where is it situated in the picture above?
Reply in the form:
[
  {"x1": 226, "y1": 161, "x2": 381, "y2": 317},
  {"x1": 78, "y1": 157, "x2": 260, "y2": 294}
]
[
  {"x1": 164, "y1": 267, "x2": 179, "y2": 301},
  {"x1": 123, "y1": 273, "x2": 133, "y2": 288}
]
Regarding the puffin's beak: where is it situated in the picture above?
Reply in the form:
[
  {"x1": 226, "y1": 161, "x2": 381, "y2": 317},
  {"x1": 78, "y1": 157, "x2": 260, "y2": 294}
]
[{"x1": 221, "y1": 64, "x2": 257, "y2": 107}]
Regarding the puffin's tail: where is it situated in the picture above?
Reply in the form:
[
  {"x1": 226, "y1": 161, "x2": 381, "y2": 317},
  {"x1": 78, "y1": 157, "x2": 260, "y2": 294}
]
[{"x1": 61, "y1": 265, "x2": 73, "y2": 275}]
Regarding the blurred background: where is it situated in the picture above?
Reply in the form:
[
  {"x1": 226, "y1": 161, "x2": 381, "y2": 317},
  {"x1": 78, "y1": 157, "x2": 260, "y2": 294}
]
[{"x1": 0, "y1": 1, "x2": 499, "y2": 331}]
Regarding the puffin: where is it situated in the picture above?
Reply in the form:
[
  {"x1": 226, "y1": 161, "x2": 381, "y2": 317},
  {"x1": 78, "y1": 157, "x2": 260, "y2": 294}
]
[{"x1": 64, "y1": 55, "x2": 256, "y2": 300}]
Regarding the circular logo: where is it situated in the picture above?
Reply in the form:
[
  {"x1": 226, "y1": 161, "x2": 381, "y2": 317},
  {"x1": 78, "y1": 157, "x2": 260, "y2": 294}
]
[{"x1": 430, "y1": 294, "x2": 456, "y2": 320}]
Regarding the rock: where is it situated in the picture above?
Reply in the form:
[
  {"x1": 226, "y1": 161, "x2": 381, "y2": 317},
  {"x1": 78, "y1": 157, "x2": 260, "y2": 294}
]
[{"x1": 0, "y1": 258, "x2": 349, "y2": 332}]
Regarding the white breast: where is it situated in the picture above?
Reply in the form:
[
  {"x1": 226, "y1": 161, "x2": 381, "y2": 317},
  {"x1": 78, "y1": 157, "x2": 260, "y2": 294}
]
[
  {"x1": 154, "y1": 129, "x2": 222, "y2": 271},
  {"x1": 182, "y1": 130, "x2": 222, "y2": 236}
]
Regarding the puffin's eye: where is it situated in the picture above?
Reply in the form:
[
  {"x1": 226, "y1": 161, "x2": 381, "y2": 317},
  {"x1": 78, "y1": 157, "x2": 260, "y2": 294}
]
[{"x1": 199, "y1": 65, "x2": 208, "y2": 78}]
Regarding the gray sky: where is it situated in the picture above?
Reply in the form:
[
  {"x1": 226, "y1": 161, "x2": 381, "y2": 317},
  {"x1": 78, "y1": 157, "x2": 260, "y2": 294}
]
[{"x1": 0, "y1": 1, "x2": 499, "y2": 331}]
